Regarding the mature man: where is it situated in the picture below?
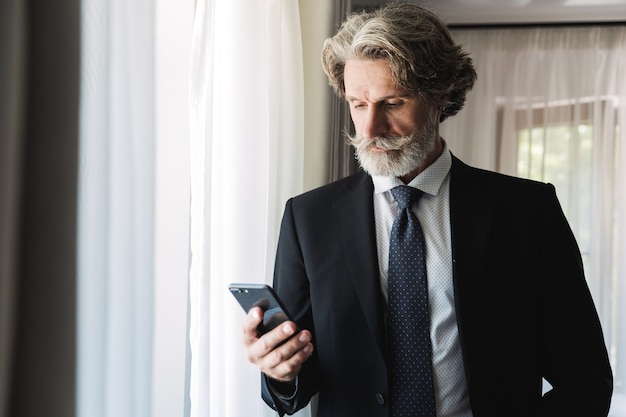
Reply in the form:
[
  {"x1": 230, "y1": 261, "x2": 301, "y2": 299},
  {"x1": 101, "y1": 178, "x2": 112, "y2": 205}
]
[{"x1": 242, "y1": 4, "x2": 613, "y2": 416}]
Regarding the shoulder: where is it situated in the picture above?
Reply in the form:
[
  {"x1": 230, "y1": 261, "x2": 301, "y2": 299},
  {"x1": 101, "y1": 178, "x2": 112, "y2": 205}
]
[
  {"x1": 289, "y1": 171, "x2": 373, "y2": 209},
  {"x1": 451, "y1": 155, "x2": 554, "y2": 196},
  {"x1": 449, "y1": 155, "x2": 562, "y2": 222}
]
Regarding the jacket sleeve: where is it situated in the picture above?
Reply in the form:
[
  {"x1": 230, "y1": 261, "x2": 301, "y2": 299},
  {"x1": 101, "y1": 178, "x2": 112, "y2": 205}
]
[
  {"x1": 261, "y1": 198, "x2": 320, "y2": 415},
  {"x1": 261, "y1": 374, "x2": 294, "y2": 416}
]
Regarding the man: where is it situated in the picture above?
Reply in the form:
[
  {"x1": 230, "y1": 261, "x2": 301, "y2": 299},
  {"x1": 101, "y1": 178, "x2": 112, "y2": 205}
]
[{"x1": 242, "y1": 3, "x2": 613, "y2": 416}]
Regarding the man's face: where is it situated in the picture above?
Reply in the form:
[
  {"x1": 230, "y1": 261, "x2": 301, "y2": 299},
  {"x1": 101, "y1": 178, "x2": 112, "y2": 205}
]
[{"x1": 344, "y1": 59, "x2": 441, "y2": 180}]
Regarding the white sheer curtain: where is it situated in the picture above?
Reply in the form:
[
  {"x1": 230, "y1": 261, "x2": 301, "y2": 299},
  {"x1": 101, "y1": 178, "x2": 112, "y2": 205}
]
[
  {"x1": 77, "y1": 0, "x2": 156, "y2": 416},
  {"x1": 442, "y1": 26, "x2": 626, "y2": 416},
  {"x1": 188, "y1": 1, "x2": 305, "y2": 416}
]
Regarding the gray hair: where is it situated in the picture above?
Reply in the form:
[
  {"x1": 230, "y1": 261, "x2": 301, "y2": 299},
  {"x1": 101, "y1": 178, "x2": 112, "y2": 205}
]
[{"x1": 321, "y1": 3, "x2": 476, "y2": 122}]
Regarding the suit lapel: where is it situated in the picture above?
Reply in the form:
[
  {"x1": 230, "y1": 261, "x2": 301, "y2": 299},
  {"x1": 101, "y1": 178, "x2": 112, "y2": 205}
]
[
  {"x1": 449, "y1": 156, "x2": 497, "y2": 385},
  {"x1": 333, "y1": 172, "x2": 388, "y2": 357}
]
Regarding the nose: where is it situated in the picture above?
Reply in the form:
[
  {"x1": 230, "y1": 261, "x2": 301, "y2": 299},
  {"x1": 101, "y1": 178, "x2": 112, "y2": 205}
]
[{"x1": 360, "y1": 106, "x2": 388, "y2": 139}]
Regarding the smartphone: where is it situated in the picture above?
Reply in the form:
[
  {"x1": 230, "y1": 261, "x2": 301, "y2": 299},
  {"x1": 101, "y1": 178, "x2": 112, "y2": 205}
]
[{"x1": 229, "y1": 283, "x2": 296, "y2": 335}]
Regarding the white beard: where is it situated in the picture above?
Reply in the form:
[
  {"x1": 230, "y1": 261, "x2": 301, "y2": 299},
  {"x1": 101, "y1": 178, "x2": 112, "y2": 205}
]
[{"x1": 347, "y1": 113, "x2": 439, "y2": 178}]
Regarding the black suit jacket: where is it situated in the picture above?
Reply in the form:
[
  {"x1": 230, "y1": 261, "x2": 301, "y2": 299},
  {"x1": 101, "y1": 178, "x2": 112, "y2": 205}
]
[{"x1": 262, "y1": 156, "x2": 613, "y2": 417}]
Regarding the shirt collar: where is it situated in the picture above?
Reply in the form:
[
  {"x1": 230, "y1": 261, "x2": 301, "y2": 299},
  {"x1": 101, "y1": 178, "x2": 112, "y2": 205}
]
[{"x1": 371, "y1": 140, "x2": 452, "y2": 197}]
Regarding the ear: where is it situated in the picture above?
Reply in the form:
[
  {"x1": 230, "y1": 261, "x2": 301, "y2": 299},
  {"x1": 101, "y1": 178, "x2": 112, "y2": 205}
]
[
  {"x1": 436, "y1": 94, "x2": 451, "y2": 122},
  {"x1": 439, "y1": 94, "x2": 451, "y2": 109}
]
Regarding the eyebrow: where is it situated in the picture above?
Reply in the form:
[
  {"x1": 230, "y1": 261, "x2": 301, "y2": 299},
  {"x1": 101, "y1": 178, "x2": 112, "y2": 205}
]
[{"x1": 345, "y1": 93, "x2": 413, "y2": 102}]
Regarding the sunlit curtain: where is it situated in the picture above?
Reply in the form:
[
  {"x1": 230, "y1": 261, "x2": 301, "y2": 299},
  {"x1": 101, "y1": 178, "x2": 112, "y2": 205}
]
[
  {"x1": 77, "y1": 0, "x2": 156, "y2": 415},
  {"x1": 188, "y1": 0, "x2": 305, "y2": 416},
  {"x1": 442, "y1": 26, "x2": 626, "y2": 416}
]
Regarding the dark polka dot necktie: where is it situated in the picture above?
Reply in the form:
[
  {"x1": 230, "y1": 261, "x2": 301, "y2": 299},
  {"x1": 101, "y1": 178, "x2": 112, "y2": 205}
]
[{"x1": 388, "y1": 185, "x2": 436, "y2": 417}]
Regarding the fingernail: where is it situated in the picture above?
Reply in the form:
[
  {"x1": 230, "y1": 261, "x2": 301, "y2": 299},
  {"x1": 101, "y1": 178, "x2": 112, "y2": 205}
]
[
  {"x1": 299, "y1": 333, "x2": 310, "y2": 343},
  {"x1": 282, "y1": 324, "x2": 294, "y2": 335}
]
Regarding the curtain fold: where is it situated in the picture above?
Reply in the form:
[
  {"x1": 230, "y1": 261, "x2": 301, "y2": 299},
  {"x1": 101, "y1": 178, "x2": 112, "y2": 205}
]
[
  {"x1": 77, "y1": 0, "x2": 156, "y2": 416},
  {"x1": 6, "y1": 0, "x2": 81, "y2": 415},
  {"x1": 0, "y1": 0, "x2": 25, "y2": 415},
  {"x1": 188, "y1": 1, "x2": 304, "y2": 416},
  {"x1": 443, "y1": 26, "x2": 626, "y2": 415}
]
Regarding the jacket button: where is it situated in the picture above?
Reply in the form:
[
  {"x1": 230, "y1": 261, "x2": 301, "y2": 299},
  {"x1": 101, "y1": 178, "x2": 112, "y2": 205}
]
[{"x1": 375, "y1": 393, "x2": 385, "y2": 405}]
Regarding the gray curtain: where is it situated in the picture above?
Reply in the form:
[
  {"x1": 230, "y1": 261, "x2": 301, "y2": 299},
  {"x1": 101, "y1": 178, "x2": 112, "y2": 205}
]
[
  {"x1": 0, "y1": 0, "x2": 25, "y2": 414},
  {"x1": 0, "y1": 0, "x2": 80, "y2": 416},
  {"x1": 327, "y1": 0, "x2": 361, "y2": 182}
]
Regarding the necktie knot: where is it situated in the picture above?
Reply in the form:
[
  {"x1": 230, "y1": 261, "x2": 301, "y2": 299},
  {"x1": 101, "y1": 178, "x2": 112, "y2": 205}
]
[{"x1": 391, "y1": 185, "x2": 423, "y2": 210}]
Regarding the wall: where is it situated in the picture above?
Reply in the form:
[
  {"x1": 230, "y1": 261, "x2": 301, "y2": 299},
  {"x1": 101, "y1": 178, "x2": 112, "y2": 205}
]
[{"x1": 299, "y1": 0, "x2": 335, "y2": 191}]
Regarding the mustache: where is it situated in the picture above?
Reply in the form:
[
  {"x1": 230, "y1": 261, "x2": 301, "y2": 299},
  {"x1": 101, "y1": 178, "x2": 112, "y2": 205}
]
[{"x1": 347, "y1": 133, "x2": 415, "y2": 151}]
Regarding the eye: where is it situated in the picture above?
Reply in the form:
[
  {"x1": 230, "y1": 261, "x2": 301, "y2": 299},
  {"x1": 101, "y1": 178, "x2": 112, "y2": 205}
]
[
  {"x1": 384, "y1": 101, "x2": 402, "y2": 109},
  {"x1": 351, "y1": 102, "x2": 367, "y2": 110}
]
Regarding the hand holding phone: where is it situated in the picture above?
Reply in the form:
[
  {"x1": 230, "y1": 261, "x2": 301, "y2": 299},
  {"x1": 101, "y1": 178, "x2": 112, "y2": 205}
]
[
  {"x1": 229, "y1": 283, "x2": 296, "y2": 335},
  {"x1": 232, "y1": 283, "x2": 314, "y2": 383}
]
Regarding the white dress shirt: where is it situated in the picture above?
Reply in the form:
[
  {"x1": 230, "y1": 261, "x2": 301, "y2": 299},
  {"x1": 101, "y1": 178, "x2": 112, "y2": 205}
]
[{"x1": 371, "y1": 144, "x2": 473, "y2": 417}]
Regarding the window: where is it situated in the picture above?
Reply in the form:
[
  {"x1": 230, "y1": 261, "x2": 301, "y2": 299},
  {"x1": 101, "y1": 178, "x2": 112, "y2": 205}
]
[{"x1": 516, "y1": 102, "x2": 597, "y2": 271}]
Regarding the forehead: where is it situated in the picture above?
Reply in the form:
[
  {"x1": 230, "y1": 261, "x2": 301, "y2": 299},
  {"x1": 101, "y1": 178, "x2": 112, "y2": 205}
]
[{"x1": 344, "y1": 59, "x2": 407, "y2": 101}]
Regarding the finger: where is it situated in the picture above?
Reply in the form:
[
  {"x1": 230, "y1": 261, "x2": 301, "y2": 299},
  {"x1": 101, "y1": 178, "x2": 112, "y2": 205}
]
[
  {"x1": 252, "y1": 321, "x2": 298, "y2": 359},
  {"x1": 247, "y1": 322, "x2": 305, "y2": 371},
  {"x1": 242, "y1": 307, "x2": 264, "y2": 345},
  {"x1": 262, "y1": 329, "x2": 312, "y2": 369},
  {"x1": 265, "y1": 337, "x2": 314, "y2": 381}
]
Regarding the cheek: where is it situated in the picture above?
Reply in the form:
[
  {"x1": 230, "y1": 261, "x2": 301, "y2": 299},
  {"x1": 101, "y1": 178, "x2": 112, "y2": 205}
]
[
  {"x1": 388, "y1": 116, "x2": 416, "y2": 136},
  {"x1": 349, "y1": 112, "x2": 364, "y2": 134},
  {"x1": 395, "y1": 108, "x2": 429, "y2": 135}
]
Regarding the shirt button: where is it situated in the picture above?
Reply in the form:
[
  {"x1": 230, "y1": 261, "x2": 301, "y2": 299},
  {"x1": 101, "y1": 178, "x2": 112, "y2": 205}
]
[{"x1": 375, "y1": 393, "x2": 385, "y2": 405}]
